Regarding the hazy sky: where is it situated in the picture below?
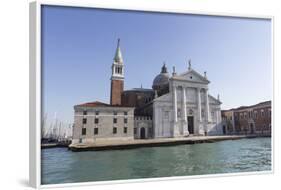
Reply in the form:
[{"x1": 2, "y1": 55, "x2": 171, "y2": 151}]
[{"x1": 42, "y1": 5, "x2": 272, "y2": 123}]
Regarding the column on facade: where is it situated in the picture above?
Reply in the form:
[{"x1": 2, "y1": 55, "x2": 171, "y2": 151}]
[
  {"x1": 182, "y1": 86, "x2": 187, "y2": 122},
  {"x1": 216, "y1": 109, "x2": 219, "y2": 123},
  {"x1": 173, "y1": 86, "x2": 177, "y2": 123},
  {"x1": 182, "y1": 86, "x2": 188, "y2": 135},
  {"x1": 205, "y1": 88, "x2": 211, "y2": 122},
  {"x1": 197, "y1": 88, "x2": 202, "y2": 122},
  {"x1": 232, "y1": 112, "x2": 236, "y2": 133}
]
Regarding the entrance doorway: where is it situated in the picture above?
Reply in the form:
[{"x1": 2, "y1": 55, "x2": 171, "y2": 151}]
[
  {"x1": 140, "y1": 127, "x2": 146, "y2": 139},
  {"x1": 250, "y1": 123, "x2": 254, "y2": 134},
  {"x1": 222, "y1": 125, "x2": 226, "y2": 134},
  {"x1": 187, "y1": 116, "x2": 194, "y2": 134}
]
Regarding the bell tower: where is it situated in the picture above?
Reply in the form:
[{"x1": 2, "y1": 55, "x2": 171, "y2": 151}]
[{"x1": 110, "y1": 39, "x2": 124, "y2": 105}]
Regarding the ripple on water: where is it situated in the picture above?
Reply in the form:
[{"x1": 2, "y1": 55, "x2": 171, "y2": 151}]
[{"x1": 41, "y1": 137, "x2": 272, "y2": 184}]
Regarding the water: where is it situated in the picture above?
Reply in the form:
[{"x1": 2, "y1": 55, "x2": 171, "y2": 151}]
[{"x1": 41, "y1": 137, "x2": 271, "y2": 184}]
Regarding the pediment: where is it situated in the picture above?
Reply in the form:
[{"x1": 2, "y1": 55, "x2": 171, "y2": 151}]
[
  {"x1": 154, "y1": 93, "x2": 171, "y2": 102},
  {"x1": 208, "y1": 95, "x2": 222, "y2": 105},
  {"x1": 174, "y1": 69, "x2": 210, "y2": 84}
]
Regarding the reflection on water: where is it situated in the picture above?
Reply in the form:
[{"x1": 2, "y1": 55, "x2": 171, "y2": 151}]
[{"x1": 41, "y1": 137, "x2": 271, "y2": 184}]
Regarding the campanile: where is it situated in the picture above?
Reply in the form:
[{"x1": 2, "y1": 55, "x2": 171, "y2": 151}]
[{"x1": 110, "y1": 39, "x2": 124, "y2": 105}]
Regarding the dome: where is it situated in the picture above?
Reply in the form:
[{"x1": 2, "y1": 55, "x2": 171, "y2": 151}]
[
  {"x1": 152, "y1": 73, "x2": 170, "y2": 88},
  {"x1": 152, "y1": 64, "x2": 170, "y2": 89}
]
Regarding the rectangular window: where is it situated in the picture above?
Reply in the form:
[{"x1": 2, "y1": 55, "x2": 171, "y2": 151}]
[
  {"x1": 95, "y1": 118, "x2": 99, "y2": 124},
  {"x1": 149, "y1": 127, "x2": 153, "y2": 136},
  {"x1": 124, "y1": 127, "x2": 127, "y2": 134},
  {"x1": 164, "y1": 111, "x2": 169, "y2": 119},
  {"x1": 124, "y1": 118, "x2": 128, "y2": 123},
  {"x1": 177, "y1": 108, "x2": 181, "y2": 118},
  {"x1": 201, "y1": 109, "x2": 205, "y2": 118},
  {"x1": 83, "y1": 118, "x2": 87, "y2": 124},
  {"x1": 211, "y1": 112, "x2": 215, "y2": 120},
  {"x1": 114, "y1": 111, "x2": 117, "y2": 115},
  {"x1": 82, "y1": 128, "x2": 86, "y2": 135},
  {"x1": 134, "y1": 128, "x2": 137, "y2": 134},
  {"x1": 113, "y1": 118, "x2": 117, "y2": 123},
  {"x1": 124, "y1": 111, "x2": 128, "y2": 115},
  {"x1": 83, "y1": 110, "x2": 87, "y2": 115},
  {"x1": 95, "y1": 111, "x2": 99, "y2": 115},
  {"x1": 113, "y1": 127, "x2": 117, "y2": 134},
  {"x1": 94, "y1": 128, "x2": 98, "y2": 135}
]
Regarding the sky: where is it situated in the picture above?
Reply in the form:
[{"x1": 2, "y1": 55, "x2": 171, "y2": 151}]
[{"x1": 42, "y1": 5, "x2": 272, "y2": 124}]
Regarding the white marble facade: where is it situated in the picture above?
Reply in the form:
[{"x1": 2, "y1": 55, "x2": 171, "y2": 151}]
[{"x1": 153, "y1": 66, "x2": 222, "y2": 138}]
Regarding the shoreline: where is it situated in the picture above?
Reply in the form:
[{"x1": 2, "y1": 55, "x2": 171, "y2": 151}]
[
  {"x1": 68, "y1": 135, "x2": 271, "y2": 152},
  {"x1": 41, "y1": 142, "x2": 70, "y2": 149}
]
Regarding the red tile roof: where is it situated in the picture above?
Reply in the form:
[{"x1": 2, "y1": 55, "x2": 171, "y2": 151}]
[
  {"x1": 222, "y1": 100, "x2": 271, "y2": 112},
  {"x1": 75, "y1": 101, "x2": 110, "y2": 107}
]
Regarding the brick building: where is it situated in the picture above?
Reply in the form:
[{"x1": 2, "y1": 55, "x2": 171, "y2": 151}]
[{"x1": 222, "y1": 101, "x2": 271, "y2": 135}]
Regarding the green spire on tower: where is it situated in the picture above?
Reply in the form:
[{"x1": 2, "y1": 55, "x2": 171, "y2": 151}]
[{"x1": 114, "y1": 38, "x2": 123, "y2": 63}]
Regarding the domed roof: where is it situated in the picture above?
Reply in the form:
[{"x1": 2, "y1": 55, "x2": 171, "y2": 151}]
[{"x1": 152, "y1": 64, "x2": 170, "y2": 89}]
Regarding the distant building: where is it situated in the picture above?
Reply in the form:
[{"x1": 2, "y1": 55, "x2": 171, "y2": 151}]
[
  {"x1": 221, "y1": 101, "x2": 271, "y2": 135},
  {"x1": 72, "y1": 39, "x2": 223, "y2": 144}
]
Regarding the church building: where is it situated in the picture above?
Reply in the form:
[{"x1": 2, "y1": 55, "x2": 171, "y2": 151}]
[
  {"x1": 72, "y1": 39, "x2": 223, "y2": 144},
  {"x1": 153, "y1": 62, "x2": 223, "y2": 137}
]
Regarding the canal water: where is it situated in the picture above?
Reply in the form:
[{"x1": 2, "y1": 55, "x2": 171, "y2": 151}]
[{"x1": 41, "y1": 137, "x2": 271, "y2": 184}]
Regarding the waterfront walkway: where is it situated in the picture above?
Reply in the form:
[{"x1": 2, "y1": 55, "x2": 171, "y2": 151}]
[{"x1": 68, "y1": 135, "x2": 266, "y2": 151}]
